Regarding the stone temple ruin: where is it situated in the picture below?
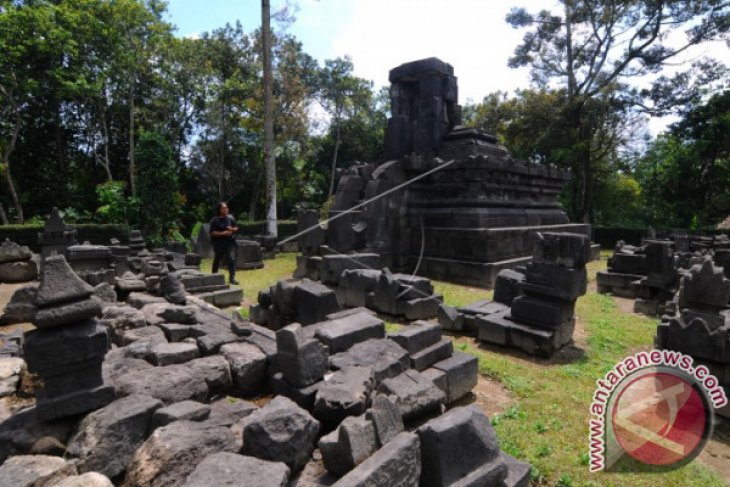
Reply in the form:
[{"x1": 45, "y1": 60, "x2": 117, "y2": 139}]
[
  {"x1": 0, "y1": 205, "x2": 531, "y2": 484},
  {"x1": 297, "y1": 57, "x2": 596, "y2": 288}
]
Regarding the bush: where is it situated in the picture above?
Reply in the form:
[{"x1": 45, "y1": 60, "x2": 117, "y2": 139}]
[
  {"x1": 0, "y1": 224, "x2": 130, "y2": 252},
  {"x1": 191, "y1": 220, "x2": 298, "y2": 241}
]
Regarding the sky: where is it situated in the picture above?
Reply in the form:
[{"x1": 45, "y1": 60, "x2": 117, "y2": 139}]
[{"x1": 165, "y1": 0, "x2": 729, "y2": 134}]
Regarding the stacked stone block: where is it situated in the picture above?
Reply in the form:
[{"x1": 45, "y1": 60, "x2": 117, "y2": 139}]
[
  {"x1": 0, "y1": 239, "x2": 38, "y2": 283},
  {"x1": 23, "y1": 255, "x2": 114, "y2": 420},
  {"x1": 596, "y1": 241, "x2": 648, "y2": 298},
  {"x1": 476, "y1": 232, "x2": 589, "y2": 356},
  {"x1": 38, "y1": 208, "x2": 77, "y2": 264},
  {"x1": 656, "y1": 258, "x2": 730, "y2": 407},
  {"x1": 250, "y1": 278, "x2": 340, "y2": 329},
  {"x1": 633, "y1": 240, "x2": 678, "y2": 315}
]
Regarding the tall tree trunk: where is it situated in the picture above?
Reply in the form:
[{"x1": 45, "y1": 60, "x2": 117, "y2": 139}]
[
  {"x1": 128, "y1": 78, "x2": 136, "y2": 196},
  {"x1": 0, "y1": 203, "x2": 8, "y2": 225},
  {"x1": 1, "y1": 107, "x2": 24, "y2": 223},
  {"x1": 1, "y1": 160, "x2": 23, "y2": 224},
  {"x1": 262, "y1": 0, "x2": 277, "y2": 237},
  {"x1": 249, "y1": 168, "x2": 264, "y2": 220},
  {"x1": 328, "y1": 120, "x2": 341, "y2": 197},
  {"x1": 101, "y1": 114, "x2": 113, "y2": 181}
]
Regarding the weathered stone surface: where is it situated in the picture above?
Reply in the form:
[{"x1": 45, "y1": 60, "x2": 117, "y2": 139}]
[
  {"x1": 189, "y1": 355, "x2": 233, "y2": 394},
  {"x1": 294, "y1": 279, "x2": 341, "y2": 325},
  {"x1": 493, "y1": 269, "x2": 525, "y2": 306},
  {"x1": 243, "y1": 323, "x2": 277, "y2": 359},
  {"x1": 0, "y1": 284, "x2": 37, "y2": 325},
  {"x1": 54, "y1": 472, "x2": 114, "y2": 487},
  {"x1": 242, "y1": 396, "x2": 320, "y2": 471},
  {"x1": 378, "y1": 370, "x2": 445, "y2": 421},
  {"x1": 319, "y1": 415, "x2": 378, "y2": 476},
  {"x1": 331, "y1": 432, "x2": 421, "y2": 487},
  {"x1": 127, "y1": 292, "x2": 167, "y2": 309},
  {"x1": 125, "y1": 421, "x2": 238, "y2": 487},
  {"x1": 99, "y1": 306, "x2": 146, "y2": 344},
  {"x1": 35, "y1": 255, "x2": 93, "y2": 307},
  {"x1": 114, "y1": 364, "x2": 209, "y2": 404},
  {"x1": 410, "y1": 339, "x2": 453, "y2": 372},
  {"x1": 0, "y1": 239, "x2": 32, "y2": 263},
  {"x1": 30, "y1": 436, "x2": 66, "y2": 456},
  {"x1": 0, "y1": 406, "x2": 75, "y2": 463},
  {"x1": 502, "y1": 453, "x2": 531, "y2": 487},
  {"x1": 36, "y1": 384, "x2": 116, "y2": 422},
  {"x1": 680, "y1": 259, "x2": 730, "y2": 310},
  {"x1": 0, "y1": 455, "x2": 70, "y2": 487},
  {"x1": 160, "y1": 272, "x2": 187, "y2": 305},
  {"x1": 24, "y1": 321, "x2": 108, "y2": 375},
  {"x1": 220, "y1": 342, "x2": 267, "y2": 396},
  {"x1": 0, "y1": 260, "x2": 38, "y2": 282},
  {"x1": 277, "y1": 323, "x2": 329, "y2": 388},
  {"x1": 404, "y1": 296, "x2": 442, "y2": 320},
  {"x1": 269, "y1": 372, "x2": 322, "y2": 411},
  {"x1": 417, "y1": 406, "x2": 506, "y2": 487},
  {"x1": 329, "y1": 339, "x2": 409, "y2": 383},
  {"x1": 432, "y1": 351, "x2": 478, "y2": 404},
  {"x1": 182, "y1": 452, "x2": 289, "y2": 487},
  {"x1": 148, "y1": 342, "x2": 200, "y2": 366},
  {"x1": 67, "y1": 394, "x2": 163, "y2": 478},
  {"x1": 120, "y1": 325, "x2": 167, "y2": 346},
  {"x1": 314, "y1": 366, "x2": 374, "y2": 426},
  {"x1": 0, "y1": 356, "x2": 24, "y2": 382},
  {"x1": 153, "y1": 400, "x2": 211, "y2": 428},
  {"x1": 437, "y1": 304, "x2": 464, "y2": 332},
  {"x1": 315, "y1": 312, "x2": 385, "y2": 354},
  {"x1": 388, "y1": 322, "x2": 441, "y2": 354},
  {"x1": 204, "y1": 397, "x2": 258, "y2": 429},
  {"x1": 158, "y1": 304, "x2": 197, "y2": 324},
  {"x1": 34, "y1": 297, "x2": 103, "y2": 329}
]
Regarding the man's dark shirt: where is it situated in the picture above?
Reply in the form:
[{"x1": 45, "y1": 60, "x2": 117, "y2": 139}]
[{"x1": 209, "y1": 216, "x2": 236, "y2": 244}]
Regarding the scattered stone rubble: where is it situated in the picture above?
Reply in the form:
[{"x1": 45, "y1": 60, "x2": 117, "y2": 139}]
[
  {"x1": 24, "y1": 255, "x2": 115, "y2": 421},
  {"x1": 656, "y1": 258, "x2": 730, "y2": 414},
  {"x1": 322, "y1": 58, "x2": 596, "y2": 288},
  {"x1": 38, "y1": 208, "x2": 77, "y2": 264},
  {"x1": 440, "y1": 232, "x2": 589, "y2": 357},
  {"x1": 0, "y1": 251, "x2": 530, "y2": 486},
  {"x1": 0, "y1": 239, "x2": 38, "y2": 283}
]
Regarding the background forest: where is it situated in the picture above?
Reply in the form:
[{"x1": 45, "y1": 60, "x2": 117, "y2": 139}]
[{"x1": 1, "y1": 0, "x2": 728, "y2": 243}]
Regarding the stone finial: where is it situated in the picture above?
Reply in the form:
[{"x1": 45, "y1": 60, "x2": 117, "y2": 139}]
[
  {"x1": 35, "y1": 255, "x2": 94, "y2": 308},
  {"x1": 532, "y1": 232, "x2": 590, "y2": 268},
  {"x1": 680, "y1": 258, "x2": 730, "y2": 310}
]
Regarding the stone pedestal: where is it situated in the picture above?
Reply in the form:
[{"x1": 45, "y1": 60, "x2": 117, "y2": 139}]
[
  {"x1": 37, "y1": 208, "x2": 76, "y2": 266},
  {"x1": 23, "y1": 255, "x2": 112, "y2": 421},
  {"x1": 477, "y1": 232, "x2": 589, "y2": 357},
  {"x1": 633, "y1": 240, "x2": 677, "y2": 316}
]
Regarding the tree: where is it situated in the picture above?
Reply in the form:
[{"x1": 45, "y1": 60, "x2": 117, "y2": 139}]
[
  {"x1": 317, "y1": 57, "x2": 372, "y2": 197},
  {"x1": 261, "y1": 0, "x2": 277, "y2": 237},
  {"x1": 132, "y1": 132, "x2": 183, "y2": 244},
  {"x1": 0, "y1": 1, "x2": 66, "y2": 223},
  {"x1": 637, "y1": 90, "x2": 730, "y2": 227},
  {"x1": 507, "y1": 0, "x2": 730, "y2": 222}
]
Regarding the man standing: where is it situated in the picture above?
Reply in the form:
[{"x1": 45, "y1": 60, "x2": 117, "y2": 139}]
[{"x1": 209, "y1": 202, "x2": 239, "y2": 285}]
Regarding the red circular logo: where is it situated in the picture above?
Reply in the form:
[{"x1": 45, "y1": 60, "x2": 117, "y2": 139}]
[{"x1": 611, "y1": 371, "x2": 708, "y2": 466}]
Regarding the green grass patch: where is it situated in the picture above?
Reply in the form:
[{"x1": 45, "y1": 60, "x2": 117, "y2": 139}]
[
  {"x1": 455, "y1": 255, "x2": 726, "y2": 487},
  {"x1": 433, "y1": 280, "x2": 492, "y2": 308},
  {"x1": 200, "y1": 250, "x2": 725, "y2": 486},
  {"x1": 201, "y1": 253, "x2": 298, "y2": 304}
]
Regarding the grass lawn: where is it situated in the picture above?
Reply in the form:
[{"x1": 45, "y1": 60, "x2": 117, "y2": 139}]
[{"x1": 203, "y1": 251, "x2": 727, "y2": 486}]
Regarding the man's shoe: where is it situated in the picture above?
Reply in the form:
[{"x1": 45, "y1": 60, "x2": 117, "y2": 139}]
[{"x1": 230, "y1": 279, "x2": 240, "y2": 285}]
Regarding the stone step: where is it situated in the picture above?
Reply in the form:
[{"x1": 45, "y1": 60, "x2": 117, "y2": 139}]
[
  {"x1": 410, "y1": 339, "x2": 453, "y2": 371},
  {"x1": 388, "y1": 322, "x2": 441, "y2": 354}
]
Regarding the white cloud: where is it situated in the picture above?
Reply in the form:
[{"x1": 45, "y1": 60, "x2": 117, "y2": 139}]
[{"x1": 326, "y1": 0, "x2": 556, "y2": 102}]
